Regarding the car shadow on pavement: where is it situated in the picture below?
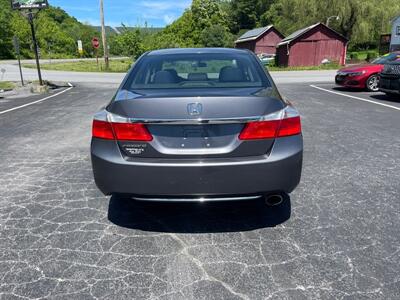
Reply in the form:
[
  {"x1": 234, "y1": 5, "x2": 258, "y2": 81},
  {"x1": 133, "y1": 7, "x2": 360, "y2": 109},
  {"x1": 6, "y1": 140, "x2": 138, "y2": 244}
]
[
  {"x1": 370, "y1": 94, "x2": 400, "y2": 102},
  {"x1": 107, "y1": 194, "x2": 291, "y2": 233},
  {"x1": 332, "y1": 87, "x2": 366, "y2": 93}
]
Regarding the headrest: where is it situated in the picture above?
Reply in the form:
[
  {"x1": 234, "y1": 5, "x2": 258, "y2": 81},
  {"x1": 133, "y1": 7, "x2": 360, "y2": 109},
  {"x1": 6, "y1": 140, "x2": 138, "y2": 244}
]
[
  {"x1": 164, "y1": 69, "x2": 179, "y2": 78},
  {"x1": 153, "y1": 70, "x2": 176, "y2": 84},
  {"x1": 219, "y1": 66, "x2": 245, "y2": 82}
]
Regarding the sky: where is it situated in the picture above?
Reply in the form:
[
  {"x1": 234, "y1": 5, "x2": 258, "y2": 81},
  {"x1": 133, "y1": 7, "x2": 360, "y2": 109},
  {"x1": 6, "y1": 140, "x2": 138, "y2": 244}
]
[{"x1": 49, "y1": 0, "x2": 192, "y2": 28}]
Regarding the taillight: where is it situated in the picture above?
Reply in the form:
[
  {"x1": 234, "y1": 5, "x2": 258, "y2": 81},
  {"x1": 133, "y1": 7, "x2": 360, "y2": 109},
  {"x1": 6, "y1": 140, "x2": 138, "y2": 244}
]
[
  {"x1": 112, "y1": 123, "x2": 153, "y2": 141},
  {"x1": 239, "y1": 120, "x2": 281, "y2": 140},
  {"x1": 277, "y1": 116, "x2": 301, "y2": 137},
  {"x1": 239, "y1": 106, "x2": 301, "y2": 140},
  {"x1": 92, "y1": 119, "x2": 153, "y2": 141},
  {"x1": 92, "y1": 120, "x2": 114, "y2": 140}
]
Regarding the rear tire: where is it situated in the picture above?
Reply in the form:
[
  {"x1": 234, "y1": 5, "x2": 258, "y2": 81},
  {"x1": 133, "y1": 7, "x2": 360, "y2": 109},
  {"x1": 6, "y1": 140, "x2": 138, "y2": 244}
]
[{"x1": 366, "y1": 74, "x2": 380, "y2": 92}]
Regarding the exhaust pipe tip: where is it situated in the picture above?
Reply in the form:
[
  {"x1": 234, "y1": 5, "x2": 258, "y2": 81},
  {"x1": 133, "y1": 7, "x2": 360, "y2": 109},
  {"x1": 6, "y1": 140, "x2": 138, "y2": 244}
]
[{"x1": 265, "y1": 194, "x2": 284, "y2": 206}]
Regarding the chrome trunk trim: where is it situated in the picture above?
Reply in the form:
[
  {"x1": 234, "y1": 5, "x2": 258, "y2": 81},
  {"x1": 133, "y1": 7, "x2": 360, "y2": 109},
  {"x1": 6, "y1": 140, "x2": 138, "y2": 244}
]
[
  {"x1": 106, "y1": 109, "x2": 285, "y2": 124},
  {"x1": 132, "y1": 195, "x2": 262, "y2": 202}
]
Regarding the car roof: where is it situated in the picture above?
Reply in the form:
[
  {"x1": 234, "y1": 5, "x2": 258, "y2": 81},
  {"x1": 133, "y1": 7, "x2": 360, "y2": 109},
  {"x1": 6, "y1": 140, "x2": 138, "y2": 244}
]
[{"x1": 147, "y1": 48, "x2": 251, "y2": 56}]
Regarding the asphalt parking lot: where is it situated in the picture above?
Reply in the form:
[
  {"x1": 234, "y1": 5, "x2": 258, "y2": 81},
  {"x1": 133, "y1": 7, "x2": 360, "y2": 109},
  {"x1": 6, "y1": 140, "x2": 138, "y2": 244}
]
[{"x1": 0, "y1": 81, "x2": 399, "y2": 299}]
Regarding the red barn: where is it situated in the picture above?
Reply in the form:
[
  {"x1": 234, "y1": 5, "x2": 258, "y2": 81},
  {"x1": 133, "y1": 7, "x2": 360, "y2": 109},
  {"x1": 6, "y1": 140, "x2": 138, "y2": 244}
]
[
  {"x1": 276, "y1": 23, "x2": 348, "y2": 67},
  {"x1": 235, "y1": 25, "x2": 285, "y2": 55}
]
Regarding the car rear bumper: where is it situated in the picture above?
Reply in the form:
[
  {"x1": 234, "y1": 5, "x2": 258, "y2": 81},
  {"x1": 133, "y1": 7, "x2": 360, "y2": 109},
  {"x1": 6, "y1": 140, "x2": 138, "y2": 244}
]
[{"x1": 91, "y1": 135, "x2": 303, "y2": 198}]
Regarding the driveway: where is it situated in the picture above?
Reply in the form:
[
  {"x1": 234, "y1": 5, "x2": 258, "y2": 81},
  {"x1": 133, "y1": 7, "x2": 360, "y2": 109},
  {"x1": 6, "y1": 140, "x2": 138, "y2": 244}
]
[{"x1": 0, "y1": 81, "x2": 399, "y2": 299}]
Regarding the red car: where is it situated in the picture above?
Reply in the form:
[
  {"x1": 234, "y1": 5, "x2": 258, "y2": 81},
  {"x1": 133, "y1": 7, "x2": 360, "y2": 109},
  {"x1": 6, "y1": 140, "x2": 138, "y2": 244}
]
[{"x1": 335, "y1": 52, "x2": 400, "y2": 92}]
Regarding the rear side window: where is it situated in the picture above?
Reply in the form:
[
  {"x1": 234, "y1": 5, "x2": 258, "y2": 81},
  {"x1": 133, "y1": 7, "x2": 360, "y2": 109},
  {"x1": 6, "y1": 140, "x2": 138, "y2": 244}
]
[{"x1": 125, "y1": 52, "x2": 270, "y2": 90}]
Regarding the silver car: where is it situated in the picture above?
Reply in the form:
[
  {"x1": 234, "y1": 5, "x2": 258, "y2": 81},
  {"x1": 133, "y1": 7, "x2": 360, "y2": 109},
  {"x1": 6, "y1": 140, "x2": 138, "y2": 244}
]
[{"x1": 91, "y1": 48, "x2": 303, "y2": 205}]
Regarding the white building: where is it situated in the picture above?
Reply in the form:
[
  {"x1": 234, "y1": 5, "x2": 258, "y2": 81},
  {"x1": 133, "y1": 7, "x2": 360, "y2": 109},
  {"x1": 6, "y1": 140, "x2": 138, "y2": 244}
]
[{"x1": 390, "y1": 15, "x2": 400, "y2": 51}]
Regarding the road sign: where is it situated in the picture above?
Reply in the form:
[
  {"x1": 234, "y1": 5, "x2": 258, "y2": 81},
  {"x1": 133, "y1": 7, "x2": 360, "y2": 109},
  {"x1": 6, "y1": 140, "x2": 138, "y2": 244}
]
[
  {"x1": 77, "y1": 40, "x2": 83, "y2": 54},
  {"x1": 13, "y1": 36, "x2": 20, "y2": 54},
  {"x1": 92, "y1": 37, "x2": 100, "y2": 49},
  {"x1": 11, "y1": 0, "x2": 48, "y2": 10}
]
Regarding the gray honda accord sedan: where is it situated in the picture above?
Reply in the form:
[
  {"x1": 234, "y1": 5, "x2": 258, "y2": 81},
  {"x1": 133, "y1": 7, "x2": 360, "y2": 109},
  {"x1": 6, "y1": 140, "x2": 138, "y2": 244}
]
[{"x1": 91, "y1": 48, "x2": 303, "y2": 205}]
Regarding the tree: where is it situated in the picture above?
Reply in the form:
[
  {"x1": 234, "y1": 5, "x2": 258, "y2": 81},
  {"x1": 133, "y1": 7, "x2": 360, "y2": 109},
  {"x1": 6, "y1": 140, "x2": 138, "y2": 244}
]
[
  {"x1": 110, "y1": 27, "x2": 145, "y2": 58},
  {"x1": 0, "y1": 0, "x2": 14, "y2": 58},
  {"x1": 0, "y1": 3, "x2": 101, "y2": 59},
  {"x1": 36, "y1": 13, "x2": 76, "y2": 57},
  {"x1": 150, "y1": 0, "x2": 230, "y2": 49},
  {"x1": 151, "y1": 10, "x2": 196, "y2": 49},
  {"x1": 228, "y1": 0, "x2": 275, "y2": 33},
  {"x1": 257, "y1": 0, "x2": 400, "y2": 49},
  {"x1": 201, "y1": 24, "x2": 233, "y2": 47}
]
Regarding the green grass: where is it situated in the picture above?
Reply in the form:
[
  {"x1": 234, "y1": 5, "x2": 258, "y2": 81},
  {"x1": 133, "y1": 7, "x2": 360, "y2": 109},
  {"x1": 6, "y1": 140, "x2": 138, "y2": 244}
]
[
  {"x1": 23, "y1": 59, "x2": 133, "y2": 73},
  {"x1": 22, "y1": 58, "x2": 340, "y2": 73},
  {"x1": 267, "y1": 63, "x2": 341, "y2": 71},
  {"x1": 0, "y1": 81, "x2": 15, "y2": 90}
]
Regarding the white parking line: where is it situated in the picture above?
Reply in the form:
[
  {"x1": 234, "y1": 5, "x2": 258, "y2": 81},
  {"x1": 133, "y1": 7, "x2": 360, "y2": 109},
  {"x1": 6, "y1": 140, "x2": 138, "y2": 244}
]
[
  {"x1": 310, "y1": 85, "x2": 400, "y2": 112},
  {"x1": 0, "y1": 83, "x2": 74, "y2": 115}
]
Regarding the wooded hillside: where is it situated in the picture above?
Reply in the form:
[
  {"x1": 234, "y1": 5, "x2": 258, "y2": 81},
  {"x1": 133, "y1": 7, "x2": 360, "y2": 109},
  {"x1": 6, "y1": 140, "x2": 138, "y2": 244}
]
[{"x1": 1, "y1": 0, "x2": 399, "y2": 59}]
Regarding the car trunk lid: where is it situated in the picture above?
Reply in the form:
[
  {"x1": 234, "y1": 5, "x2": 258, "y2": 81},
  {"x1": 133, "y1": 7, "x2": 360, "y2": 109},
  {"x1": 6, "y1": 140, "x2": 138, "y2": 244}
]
[{"x1": 106, "y1": 89, "x2": 285, "y2": 158}]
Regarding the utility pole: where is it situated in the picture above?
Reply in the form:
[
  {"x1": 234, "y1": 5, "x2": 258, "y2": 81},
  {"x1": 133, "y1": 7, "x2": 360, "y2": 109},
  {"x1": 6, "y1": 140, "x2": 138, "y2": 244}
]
[{"x1": 100, "y1": 0, "x2": 109, "y2": 70}]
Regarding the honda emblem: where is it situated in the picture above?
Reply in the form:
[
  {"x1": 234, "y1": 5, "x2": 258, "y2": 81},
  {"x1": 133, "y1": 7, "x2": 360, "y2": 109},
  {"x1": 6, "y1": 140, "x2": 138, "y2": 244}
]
[{"x1": 187, "y1": 103, "x2": 203, "y2": 116}]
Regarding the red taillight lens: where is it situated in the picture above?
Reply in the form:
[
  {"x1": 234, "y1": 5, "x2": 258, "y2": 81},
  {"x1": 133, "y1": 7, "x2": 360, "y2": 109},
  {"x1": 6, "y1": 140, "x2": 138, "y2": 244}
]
[
  {"x1": 112, "y1": 123, "x2": 153, "y2": 141},
  {"x1": 239, "y1": 116, "x2": 301, "y2": 140},
  {"x1": 92, "y1": 120, "x2": 153, "y2": 141},
  {"x1": 92, "y1": 120, "x2": 114, "y2": 140},
  {"x1": 239, "y1": 120, "x2": 281, "y2": 140},
  {"x1": 277, "y1": 116, "x2": 301, "y2": 137}
]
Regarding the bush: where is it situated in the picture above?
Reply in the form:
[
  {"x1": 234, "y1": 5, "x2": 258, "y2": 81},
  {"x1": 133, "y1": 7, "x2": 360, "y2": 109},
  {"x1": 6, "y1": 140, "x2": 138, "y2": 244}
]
[
  {"x1": 349, "y1": 50, "x2": 379, "y2": 62},
  {"x1": 268, "y1": 59, "x2": 277, "y2": 68},
  {"x1": 350, "y1": 52, "x2": 361, "y2": 61},
  {"x1": 366, "y1": 51, "x2": 378, "y2": 62}
]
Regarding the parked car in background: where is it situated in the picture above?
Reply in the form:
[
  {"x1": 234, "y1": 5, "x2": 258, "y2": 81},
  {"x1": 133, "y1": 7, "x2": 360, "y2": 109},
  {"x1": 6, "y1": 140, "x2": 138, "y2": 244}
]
[
  {"x1": 91, "y1": 48, "x2": 303, "y2": 205},
  {"x1": 258, "y1": 53, "x2": 276, "y2": 66},
  {"x1": 335, "y1": 52, "x2": 400, "y2": 91},
  {"x1": 379, "y1": 62, "x2": 400, "y2": 97}
]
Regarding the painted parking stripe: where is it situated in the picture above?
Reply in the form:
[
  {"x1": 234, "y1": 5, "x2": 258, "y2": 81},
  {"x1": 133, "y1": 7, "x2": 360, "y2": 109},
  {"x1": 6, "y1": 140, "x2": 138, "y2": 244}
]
[
  {"x1": 0, "y1": 83, "x2": 74, "y2": 115},
  {"x1": 310, "y1": 85, "x2": 400, "y2": 112}
]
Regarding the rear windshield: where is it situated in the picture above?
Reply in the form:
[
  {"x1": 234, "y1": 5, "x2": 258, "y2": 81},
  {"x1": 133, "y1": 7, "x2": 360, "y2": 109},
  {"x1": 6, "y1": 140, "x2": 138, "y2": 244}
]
[{"x1": 124, "y1": 52, "x2": 270, "y2": 90}]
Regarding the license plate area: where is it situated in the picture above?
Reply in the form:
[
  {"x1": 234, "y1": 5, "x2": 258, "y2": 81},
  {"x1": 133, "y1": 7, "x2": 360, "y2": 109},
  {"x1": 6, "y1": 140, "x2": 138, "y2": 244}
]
[
  {"x1": 148, "y1": 124, "x2": 243, "y2": 151},
  {"x1": 182, "y1": 127, "x2": 209, "y2": 149},
  {"x1": 183, "y1": 128, "x2": 206, "y2": 138}
]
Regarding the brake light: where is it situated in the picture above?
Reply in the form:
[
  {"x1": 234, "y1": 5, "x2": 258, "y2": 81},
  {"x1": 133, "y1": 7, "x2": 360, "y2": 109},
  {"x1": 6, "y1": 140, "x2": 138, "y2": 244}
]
[
  {"x1": 112, "y1": 123, "x2": 153, "y2": 141},
  {"x1": 92, "y1": 120, "x2": 153, "y2": 141},
  {"x1": 239, "y1": 120, "x2": 281, "y2": 140},
  {"x1": 92, "y1": 120, "x2": 114, "y2": 140},
  {"x1": 239, "y1": 106, "x2": 301, "y2": 140},
  {"x1": 277, "y1": 116, "x2": 301, "y2": 137}
]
